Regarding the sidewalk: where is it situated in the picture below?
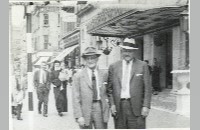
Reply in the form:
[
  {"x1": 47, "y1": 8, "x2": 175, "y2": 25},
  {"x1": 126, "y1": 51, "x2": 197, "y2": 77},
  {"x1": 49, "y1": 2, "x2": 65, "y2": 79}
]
[
  {"x1": 11, "y1": 87, "x2": 190, "y2": 130},
  {"x1": 151, "y1": 89, "x2": 177, "y2": 112},
  {"x1": 11, "y1": 85, "x2": 79, "y2": 130},
  {"x1": 147, "y1": 108, "x2": 190, "y2": 128},
  {"x1": 149, "y1": 89, "x2": 190, "y2": 128}
]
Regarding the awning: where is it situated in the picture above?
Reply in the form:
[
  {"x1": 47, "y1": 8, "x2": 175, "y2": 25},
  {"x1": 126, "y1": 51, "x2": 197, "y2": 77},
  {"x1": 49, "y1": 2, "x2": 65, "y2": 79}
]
[
  {"x1": 34, "y1": 56, "x2": 50, "y2": 66},
  {"x1": 52, "y1": 44, "x2": 79, "y2": 62},
  {"x1": 87, "y1": 5, "x2": 188, "y2": 37}
]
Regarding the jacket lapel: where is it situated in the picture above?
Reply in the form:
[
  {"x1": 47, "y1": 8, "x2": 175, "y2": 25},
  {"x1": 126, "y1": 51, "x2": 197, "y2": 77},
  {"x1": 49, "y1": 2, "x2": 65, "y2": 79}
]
[
  {"x1": 98, "y1": 70, "x2": 104, "y2": 98},
  {"x1": 117, "y1": 61, "x2": 123, "y2": 88},
  {"x1": 98, "y1": 70, "x2": 103, "y2": 86},
  {"x1": 130, "y1": 59, "x2": 137, "y2": 81},
  {"x1": 82, "y1": 68, "x2": 93, "y2": 89}
]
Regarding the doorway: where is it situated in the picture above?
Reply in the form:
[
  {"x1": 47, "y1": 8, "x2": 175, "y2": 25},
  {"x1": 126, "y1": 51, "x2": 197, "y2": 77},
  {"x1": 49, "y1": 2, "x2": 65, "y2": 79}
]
[{"x1": 153, "y1": 30, "x2": 172, "y2": 90}]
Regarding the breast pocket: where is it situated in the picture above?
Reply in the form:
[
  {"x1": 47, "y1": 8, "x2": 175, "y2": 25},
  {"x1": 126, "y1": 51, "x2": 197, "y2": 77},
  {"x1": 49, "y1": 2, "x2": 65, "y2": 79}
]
[{"x1": 135, "y1": 73, "x2": 143, "y2": 80}]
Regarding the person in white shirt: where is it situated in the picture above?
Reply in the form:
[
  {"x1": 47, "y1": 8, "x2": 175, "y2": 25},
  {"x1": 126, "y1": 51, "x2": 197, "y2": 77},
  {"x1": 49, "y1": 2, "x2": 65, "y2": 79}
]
[
  {"x1": 107, "y1": 38, "x2": 152, "y2": 129},
  {"x1": 33, "y1": 61, "x2": 51, "y2": 117}
]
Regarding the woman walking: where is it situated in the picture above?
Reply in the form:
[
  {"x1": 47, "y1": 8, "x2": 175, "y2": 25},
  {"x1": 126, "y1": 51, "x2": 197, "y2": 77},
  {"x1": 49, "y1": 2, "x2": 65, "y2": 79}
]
[{"x1": 51, "y1": 60, "x2": 68, "y2": 116}]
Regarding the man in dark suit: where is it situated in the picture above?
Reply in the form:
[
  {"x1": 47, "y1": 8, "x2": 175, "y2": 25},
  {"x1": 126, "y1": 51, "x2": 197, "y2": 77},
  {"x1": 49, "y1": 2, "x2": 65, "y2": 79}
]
[
  {"x1": 33, "y1": 61, "x2": 51, "y2": 117},
  {"x1": 72, "y1": 47, "x2": 110, "y2": 129},
  {"x1": 107, "y1": 38, "x2": 152, "y2": 129},
  {"x1": 51, "y1": 60, "x2": 68, "y2": 117}
]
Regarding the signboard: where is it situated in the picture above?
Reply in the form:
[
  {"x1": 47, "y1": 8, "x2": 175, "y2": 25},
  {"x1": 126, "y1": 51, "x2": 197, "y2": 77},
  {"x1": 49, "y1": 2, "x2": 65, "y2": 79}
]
[{"x1": 60, "y1": 31, "x2": 80, "y2": 48}]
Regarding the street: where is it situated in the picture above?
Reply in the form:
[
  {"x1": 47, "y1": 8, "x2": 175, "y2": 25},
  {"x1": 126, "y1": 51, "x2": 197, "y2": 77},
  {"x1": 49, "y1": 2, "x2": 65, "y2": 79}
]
[{"x1": 11, "y1": 85, "x2": 190, "y2": 130}]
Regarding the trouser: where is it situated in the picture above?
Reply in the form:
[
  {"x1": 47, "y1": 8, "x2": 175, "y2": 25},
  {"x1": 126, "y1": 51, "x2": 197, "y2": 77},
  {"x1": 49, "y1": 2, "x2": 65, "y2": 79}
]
[
  {"x1": 37, "y1": 85, "x2": 49, "y2": 114},
  {"x1": 12, "y1": 106, "x2": 17, "y2": 115},
  {"x1": 53, "y1": 87, "x2": 64, "y2": 113},
  {"x1": 80, "y1": 101, "x2": 107, "y2": 129},
  {"x1": 114, "y1": 99, "x2": 146, "y2": 129},
  {"x1": 16, "y1": 104, "x2": 23, "y2": 119}
]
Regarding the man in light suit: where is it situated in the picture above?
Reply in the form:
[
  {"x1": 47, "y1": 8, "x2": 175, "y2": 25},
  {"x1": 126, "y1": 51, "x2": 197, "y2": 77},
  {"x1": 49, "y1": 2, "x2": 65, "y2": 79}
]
[
  {"x1": 107, "y1": 38, "x2": 152, "y2": 129},
  {"x1": 33, "y1": 61, "x2": 51, "y2": 117},
  {"x1": 72, "y1": 47, "x2": 110, "y2": 129}
]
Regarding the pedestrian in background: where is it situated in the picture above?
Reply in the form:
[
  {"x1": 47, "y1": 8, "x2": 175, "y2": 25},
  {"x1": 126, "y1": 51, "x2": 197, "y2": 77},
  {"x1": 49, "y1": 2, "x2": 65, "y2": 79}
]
[
  {"x1": 11, "y1": 69, "x2": 26, "y2": 120},
  {"x1": 68, "y1": 67, "x2": 73, "y2": 86},
  {"x1": 144, "y1": 60, "x2": 152, "y2": 75},
  {"x1": 59, "y1": 62, "x2": 69, "y2": 112},
  {"x1": 72, "y1": 47, "x2": 110, "y2": 129},
  {"x1": 107, "y1": 38, "x2": 152, "y2": 129},
  {"x1": 152, "y1": 58, "x2": 162, "y2": 95},
  {"x1": 33, "y1": 61, "x2": 51, "y2": 117},
  {"x1": 51, "y1": 60, "x2": 68, "y2": 116}
]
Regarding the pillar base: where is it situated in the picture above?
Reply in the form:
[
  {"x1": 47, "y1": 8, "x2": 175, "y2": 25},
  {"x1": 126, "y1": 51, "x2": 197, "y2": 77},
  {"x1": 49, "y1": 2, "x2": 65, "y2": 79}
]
[
  {"x1": 175, "y1": 92, "x2": 190, "y2": 117},
  {"x1": 171, "y1": 69, "x2": 190, "y2": 117}
]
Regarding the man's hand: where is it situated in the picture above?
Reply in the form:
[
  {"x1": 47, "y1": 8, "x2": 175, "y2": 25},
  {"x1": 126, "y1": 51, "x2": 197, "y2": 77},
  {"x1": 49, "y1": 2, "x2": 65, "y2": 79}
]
[
  {"x1": 141, "y1": 107, "x2": 150, "y2": 117},
  {"x1": 111, "y1": 105, "x2": 117, "y2": 116},
  {"x1": 77, "y1": 117, "x2": 85, "y2": 127},
  {"x1": 60, "y1": 85, "x2": 64, "y2": 90}
]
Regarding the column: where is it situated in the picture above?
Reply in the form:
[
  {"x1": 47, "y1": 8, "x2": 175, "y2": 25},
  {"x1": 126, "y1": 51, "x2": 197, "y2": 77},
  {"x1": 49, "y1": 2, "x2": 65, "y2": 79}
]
[
  {"x1": 143, "y1": 34, "x2": 154, "y2": 65},
  {"x1": 172, "y1": 26, "x2": 181, "y2": 92}
]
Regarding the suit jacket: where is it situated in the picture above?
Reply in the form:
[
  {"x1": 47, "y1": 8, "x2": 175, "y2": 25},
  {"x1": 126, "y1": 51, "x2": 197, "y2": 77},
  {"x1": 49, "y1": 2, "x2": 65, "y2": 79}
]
[
  {"x1": 107, "y1": 59, "x2": 152, "y2": 116},
  {"x1": 51, "y1": 70, "x2": 62, "y2": 87},
  {"x1": 72, "y1": 68, "x2": 110, "y2": 126},
  {"x1": 33, "y1": 69, "x2": 51, "y2": 89}
]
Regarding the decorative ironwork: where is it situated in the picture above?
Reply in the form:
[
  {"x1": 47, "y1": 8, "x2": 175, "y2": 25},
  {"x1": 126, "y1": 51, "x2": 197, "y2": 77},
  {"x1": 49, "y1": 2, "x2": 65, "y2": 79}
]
[
  {"x1": 87, "y1": 8, "x2": 130, "y2": 32},
  {"x1": 87, "y1": 5, "x2": 187, "y2": 37}
]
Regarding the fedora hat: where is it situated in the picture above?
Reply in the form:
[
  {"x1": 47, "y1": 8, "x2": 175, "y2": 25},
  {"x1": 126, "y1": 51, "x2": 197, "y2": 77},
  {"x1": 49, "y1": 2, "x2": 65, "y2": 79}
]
[
  {"x1": 119, "y1": 38, "x2": 139, "y2": 49},
  {"x1": 82, "y1": 47, "x2": 101, "y2": 58}
]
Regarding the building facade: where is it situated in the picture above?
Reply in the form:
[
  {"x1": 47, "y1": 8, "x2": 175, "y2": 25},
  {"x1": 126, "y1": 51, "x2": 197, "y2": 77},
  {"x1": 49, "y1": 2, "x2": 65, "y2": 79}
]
[
  {"x1": 32, "y1": 6, "x2": 61, "y2": 51},
  {"x1": 56, "y1": 6, "x2": 81, "y2": 68},
  {"x1": 31, "y1": 5, "x2": 62, "y2": 67}
]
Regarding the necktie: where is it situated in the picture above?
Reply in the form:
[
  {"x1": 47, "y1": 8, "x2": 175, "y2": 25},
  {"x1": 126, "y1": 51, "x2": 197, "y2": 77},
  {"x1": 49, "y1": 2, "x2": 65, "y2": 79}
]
[
  {"x1": 92, "y1": 70, "x2": 98, "y2": 100},
  {"x1": 122, "y1": 61, "x2": 130, "y2": 91}
]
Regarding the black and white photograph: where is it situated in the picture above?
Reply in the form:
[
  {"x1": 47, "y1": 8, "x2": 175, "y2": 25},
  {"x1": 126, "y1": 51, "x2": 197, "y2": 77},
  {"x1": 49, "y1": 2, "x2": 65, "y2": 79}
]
[{"x1": 9, "y1": 0, "x2": 190, "y2": 129}]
